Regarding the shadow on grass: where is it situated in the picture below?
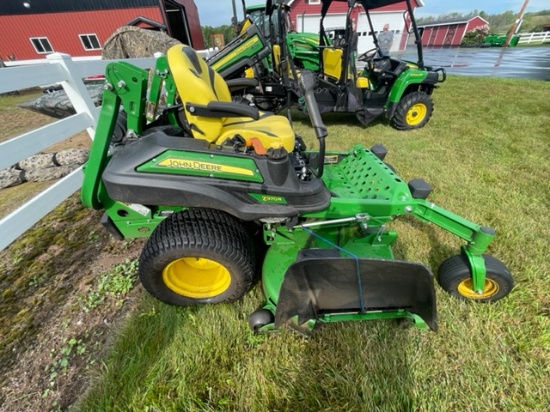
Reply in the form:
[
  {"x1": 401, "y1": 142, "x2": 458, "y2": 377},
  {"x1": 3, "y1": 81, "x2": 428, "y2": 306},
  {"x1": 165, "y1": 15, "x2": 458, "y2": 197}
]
[
  {"x1": 267, "y1": 321, "x2": 416, "y2": 411},
  {"x1": 396, "y1": 214, "x2": 462, "y2": 273},
  {"x1": 290, "y1": 108, "x2": 388, "y2": 129},
  {"x1": 75, "y1": 293, "x2": 418, "y2": 411}
]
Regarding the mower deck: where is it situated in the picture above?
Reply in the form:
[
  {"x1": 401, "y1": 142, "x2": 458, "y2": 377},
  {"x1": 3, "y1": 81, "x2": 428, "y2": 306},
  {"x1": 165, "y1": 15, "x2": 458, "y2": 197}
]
[{"x1": 257, "y1": 145, "x2": 438, "y2": 333}]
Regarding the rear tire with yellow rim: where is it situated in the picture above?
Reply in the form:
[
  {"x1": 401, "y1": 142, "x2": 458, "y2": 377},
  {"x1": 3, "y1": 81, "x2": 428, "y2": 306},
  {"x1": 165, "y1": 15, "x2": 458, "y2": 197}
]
[
  {"x1": 437, "y1": 254, "x2": 513, "y2": 303},
  {"x1": 138, "y1": 209, "x2": 255, "y2": 306}
]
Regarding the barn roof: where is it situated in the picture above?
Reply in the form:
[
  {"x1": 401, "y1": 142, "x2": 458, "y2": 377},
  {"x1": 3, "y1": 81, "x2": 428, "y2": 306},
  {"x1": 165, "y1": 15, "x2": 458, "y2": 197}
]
[
  {"x1": 418, "y1": 16, "x2": 489, "y2": 28},
  {"x1": 0, "y1": 0, "x2": 158, "y2": 15},
  {"x1": 288, "y1": 0, "x2": 424, "y2": 8}
]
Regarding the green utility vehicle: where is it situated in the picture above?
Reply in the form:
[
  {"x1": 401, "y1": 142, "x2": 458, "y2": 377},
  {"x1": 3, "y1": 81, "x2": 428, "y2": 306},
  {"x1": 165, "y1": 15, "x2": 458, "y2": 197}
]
[
  {"x1": 227, "y1": 0, "x2": 446, "y2": 129},
  {"x1": 82, "y1": 44, "x2": 513, "y2": 334}
]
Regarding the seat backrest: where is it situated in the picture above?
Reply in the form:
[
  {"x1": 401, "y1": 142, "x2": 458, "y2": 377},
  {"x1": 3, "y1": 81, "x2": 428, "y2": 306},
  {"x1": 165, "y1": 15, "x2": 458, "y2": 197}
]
[
  {"x1": 322, "y1": 48, "x2": 343, "y2": 80},
  {"x1": 167, "y1": 44, "x2": 232, "y2": 141}
]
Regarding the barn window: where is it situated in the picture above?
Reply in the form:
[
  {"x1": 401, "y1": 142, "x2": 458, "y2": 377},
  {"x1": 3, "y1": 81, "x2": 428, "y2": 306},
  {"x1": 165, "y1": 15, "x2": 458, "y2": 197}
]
[
  {"x1": 30, "y1": 37, "x2": 53, "y2": 54},
  {"x1": 79, "y1": 34, "x2": 102, "y2": 51}
]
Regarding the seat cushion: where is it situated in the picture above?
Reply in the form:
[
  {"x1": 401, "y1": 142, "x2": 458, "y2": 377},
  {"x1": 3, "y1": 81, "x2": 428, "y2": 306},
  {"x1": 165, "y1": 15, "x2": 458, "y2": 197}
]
[{"x1": 219, "y1": 113, "x2": 295, "y2": 153}]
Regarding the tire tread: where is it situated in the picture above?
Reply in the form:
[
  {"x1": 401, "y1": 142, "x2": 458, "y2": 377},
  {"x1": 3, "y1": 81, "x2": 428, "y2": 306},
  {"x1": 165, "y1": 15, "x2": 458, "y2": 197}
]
[
  {"x1": 392, "y1": 91, "x2": 434, "y2": 130},
  {"x1": 437, "y1": 254, "x2": 513, "y2": 302},
  {"x1": 138, "y1": 208, "x2": 255, "y2": 306}
]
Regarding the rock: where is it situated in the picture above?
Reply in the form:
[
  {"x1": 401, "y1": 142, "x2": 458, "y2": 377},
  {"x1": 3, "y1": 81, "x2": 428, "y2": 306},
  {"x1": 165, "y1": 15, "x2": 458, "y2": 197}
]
[{"x1": 0, "y1": 149, "x2": 89, "y2": 189}]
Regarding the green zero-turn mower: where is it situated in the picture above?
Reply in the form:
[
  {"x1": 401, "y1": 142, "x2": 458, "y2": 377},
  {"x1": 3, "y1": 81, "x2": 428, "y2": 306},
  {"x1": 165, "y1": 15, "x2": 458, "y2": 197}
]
[
  {"x1": 205, "y1": 0, "x2": 301, "y2": 80},
  {"x1": 82, "y1": 44, "x2": 513, "y2": 335},
  {"x1": 206, "y1": 0, "x2": 325, "y2": 112},
  {"x1": 244, "y1": 2, "x2": 322, "y2": 71}
]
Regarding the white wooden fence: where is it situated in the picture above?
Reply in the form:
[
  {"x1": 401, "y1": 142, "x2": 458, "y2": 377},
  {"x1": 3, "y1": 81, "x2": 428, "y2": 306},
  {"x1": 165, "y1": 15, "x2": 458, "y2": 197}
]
[
  {"x1": 518, "y1": 31, "x2": 550, "y2": 45},
  {"x1": 0, "y1": 53, "x2": 157, "y2": 251}
]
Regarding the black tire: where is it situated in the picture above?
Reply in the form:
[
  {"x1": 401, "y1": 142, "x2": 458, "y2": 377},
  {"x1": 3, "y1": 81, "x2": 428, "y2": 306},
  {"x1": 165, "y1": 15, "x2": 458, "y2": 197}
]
[
  {"x1": 138, "y1": 209, "x2": 255, "y2": 306},
  {"x1": 248, "y1": 309, "x2": 275, "y2": 333},
  {"x1": 437, "y1": 254, "x2": 513, "y2": 302},
  {"x1": 392, "y1": 91, "x2": 433, "y2": 130}
]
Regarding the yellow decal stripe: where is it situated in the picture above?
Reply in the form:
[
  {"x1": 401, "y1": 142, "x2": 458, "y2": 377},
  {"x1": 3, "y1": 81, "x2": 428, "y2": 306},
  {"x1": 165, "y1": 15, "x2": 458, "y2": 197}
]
[
  {"x1": 211, "y1": 36, "x2": 260, "y2": 69},
  {"x1": 158, "y1": 158, "x2": 254, "y2": 176}
]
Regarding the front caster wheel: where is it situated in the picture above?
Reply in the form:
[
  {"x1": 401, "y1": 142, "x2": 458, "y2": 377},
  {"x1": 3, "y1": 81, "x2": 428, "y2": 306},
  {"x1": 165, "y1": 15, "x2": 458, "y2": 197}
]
[
  {"x1": 437, "y1": 254, "x2": 513, "y2": 302},
  {"x1": 248, "y1": 309, "x2": 275, "y2": 333}
]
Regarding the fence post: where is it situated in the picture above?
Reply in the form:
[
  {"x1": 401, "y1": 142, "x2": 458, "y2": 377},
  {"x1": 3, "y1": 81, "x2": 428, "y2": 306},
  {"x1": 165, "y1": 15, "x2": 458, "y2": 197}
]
[{"x1": 46, "y1": 53, "x2": 99, "y2": 140}]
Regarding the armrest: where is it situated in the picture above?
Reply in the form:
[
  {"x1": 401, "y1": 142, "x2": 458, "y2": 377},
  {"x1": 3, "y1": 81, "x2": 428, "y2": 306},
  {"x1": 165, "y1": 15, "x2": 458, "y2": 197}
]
[
  {"x1": 226, "y1": 78, "x2": 259, "y2": 92},
  {"x1": 185, "y1": 101, "x2": 260, "y2": 120}
]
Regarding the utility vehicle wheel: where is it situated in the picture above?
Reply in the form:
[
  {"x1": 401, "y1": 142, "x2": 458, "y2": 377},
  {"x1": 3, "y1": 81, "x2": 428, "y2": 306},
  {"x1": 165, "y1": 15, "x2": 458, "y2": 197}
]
[
  {"x1": 138, "y1": 209, "x2": 255, "y2": 306},
  {"x1": 392, "y1": 91, "x2": 433, "y2": 130},
  {"x1": 437, "y1": 254, "x2": 513, "y2": 302},
  {"x1": 248, "y1": 309, "x2": 275, "y2": 333}
]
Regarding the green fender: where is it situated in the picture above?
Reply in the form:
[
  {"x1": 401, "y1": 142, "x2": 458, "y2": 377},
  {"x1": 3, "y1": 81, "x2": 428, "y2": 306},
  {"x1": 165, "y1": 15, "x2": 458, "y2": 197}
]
[{"x1": 387, "y1": 68, "x2": 429, "y2": 104}]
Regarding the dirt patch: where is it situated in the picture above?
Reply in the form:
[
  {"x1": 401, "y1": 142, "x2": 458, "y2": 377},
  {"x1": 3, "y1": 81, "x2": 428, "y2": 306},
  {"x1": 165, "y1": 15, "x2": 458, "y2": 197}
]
[
  {"x1": 0, "y1": 89, "x2": 52, "y2": 143},
  {"x1": 0, "y1": 195, "x2": 145, "y2": 411},
  {"x1": 0, "y1": 88, "x2": 148, "y2": 412}
]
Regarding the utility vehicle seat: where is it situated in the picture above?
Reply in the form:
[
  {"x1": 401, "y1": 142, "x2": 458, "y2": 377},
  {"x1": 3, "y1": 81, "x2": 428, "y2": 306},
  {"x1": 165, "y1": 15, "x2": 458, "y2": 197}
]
[
  {"x1": 323, "y1": 48, "x2": 343, "y2": 80},
  {"x1": 167, "y1": 45, "x2": 295, "y2": 153}
]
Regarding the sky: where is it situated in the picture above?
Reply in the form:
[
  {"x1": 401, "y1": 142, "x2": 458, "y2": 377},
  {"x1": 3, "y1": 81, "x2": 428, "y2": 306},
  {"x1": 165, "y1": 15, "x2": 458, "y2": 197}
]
[{"x1": 194, "y1": 0, "x2": 548, "y2": 27}]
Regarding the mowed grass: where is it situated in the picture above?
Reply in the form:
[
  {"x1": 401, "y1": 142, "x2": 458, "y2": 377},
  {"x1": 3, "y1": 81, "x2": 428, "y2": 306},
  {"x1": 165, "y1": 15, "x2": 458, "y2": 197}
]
[{"x1": 65, "y1": 76, "x2": 548, "y2": 411}]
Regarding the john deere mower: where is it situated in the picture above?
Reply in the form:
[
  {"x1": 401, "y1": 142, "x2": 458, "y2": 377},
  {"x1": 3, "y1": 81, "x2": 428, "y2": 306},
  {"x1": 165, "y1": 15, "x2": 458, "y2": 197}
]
[{"x1": 82, "y1": 44, "x2": 513, "y2": 334}]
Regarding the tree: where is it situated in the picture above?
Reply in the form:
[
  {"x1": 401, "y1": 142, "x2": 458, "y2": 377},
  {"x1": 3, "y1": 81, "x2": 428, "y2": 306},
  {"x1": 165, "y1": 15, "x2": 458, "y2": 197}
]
[
  {"x1": 485, "y1": 10, "x2": 516, "y2": 33},
  {"x1": 202, "y1": 25, "x2": 238, "y2": 48}
]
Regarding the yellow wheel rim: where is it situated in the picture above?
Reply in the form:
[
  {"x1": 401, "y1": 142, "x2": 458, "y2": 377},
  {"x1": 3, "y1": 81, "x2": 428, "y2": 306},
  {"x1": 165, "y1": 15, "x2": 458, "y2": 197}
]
[
  {"x1": 406, "y1": 103, "x2": 427, "y2": 126},
  {"x1": 457, "y1": 278, "x2": 499, "y2": 299},
  {"x1": 162, "y1": 257, "x2": 231, "y2": 298}
]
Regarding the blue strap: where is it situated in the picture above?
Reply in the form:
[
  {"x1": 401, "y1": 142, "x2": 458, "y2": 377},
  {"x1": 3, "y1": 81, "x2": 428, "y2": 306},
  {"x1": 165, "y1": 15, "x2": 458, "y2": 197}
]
[{"x1": 303, "y1": 228, "x2": 366, "y2": 313}]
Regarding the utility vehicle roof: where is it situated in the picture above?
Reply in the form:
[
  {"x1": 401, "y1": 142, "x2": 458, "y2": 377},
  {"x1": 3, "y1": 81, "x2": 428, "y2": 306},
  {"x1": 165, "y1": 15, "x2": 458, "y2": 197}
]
[
  {"x1": 321, "y1": 0, "x2": 414, "y2": 10},
  {"x1": 246, "y1": 4, "x2": 267, "y2": 12},
  {"x1": 247, "y1": 1, "x2": 291, "y2": 13},
  {"x1": 247, "y1": 1, "x2": 415, "y2": 14}
]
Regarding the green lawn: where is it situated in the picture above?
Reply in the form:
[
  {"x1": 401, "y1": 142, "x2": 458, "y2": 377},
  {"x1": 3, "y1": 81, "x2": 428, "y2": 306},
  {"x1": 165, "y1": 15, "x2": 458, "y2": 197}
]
[{"x1": 33, "y1": 75, "x2": 550, "y2": 410}]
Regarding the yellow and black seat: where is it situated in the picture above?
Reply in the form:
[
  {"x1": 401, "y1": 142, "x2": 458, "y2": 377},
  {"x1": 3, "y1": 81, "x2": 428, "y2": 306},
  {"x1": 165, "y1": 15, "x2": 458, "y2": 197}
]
[{"x1": 167, "y1": 44, "x2": 295, "y2": 154}]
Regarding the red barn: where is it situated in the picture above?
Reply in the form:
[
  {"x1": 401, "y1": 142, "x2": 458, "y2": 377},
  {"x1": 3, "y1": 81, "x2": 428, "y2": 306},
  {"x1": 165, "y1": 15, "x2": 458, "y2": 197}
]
[
  {"x1": 418, "y1": 16, "x2": 489, "y2": 47},
  {"x1": 0, "y1": 0, "x2": 204, "y2": 61},
  {"x1": 288, "y1": 0, "x2": 424, "y2": 54}
]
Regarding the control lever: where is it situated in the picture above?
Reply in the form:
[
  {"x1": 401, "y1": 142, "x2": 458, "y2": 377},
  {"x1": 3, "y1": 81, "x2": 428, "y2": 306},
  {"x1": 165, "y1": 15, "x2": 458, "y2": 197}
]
[{"x1": 298, "y1": 70, "x2": 327, "y2": 177}]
